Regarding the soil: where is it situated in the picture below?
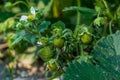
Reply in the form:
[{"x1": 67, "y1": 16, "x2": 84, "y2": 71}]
[
  {"x1": 0, "y1": 59, "x2": 48, "y2": 80},
  {"x1": 0, "y1": 39, "x2": 48, "y2": 80}
]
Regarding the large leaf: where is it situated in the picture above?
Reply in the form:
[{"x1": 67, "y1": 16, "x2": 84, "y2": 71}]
[
  {"x1": 63, "y1": 61, "x2": 106, "y2": 80},
  {"x1": 51, "y1": 21, "x2": 65, "y2": 29},
  {"x1": 63, "y1": 6, "x2": 96, "y2": 17},
  {"x1": 63, "y1": 31, "x2": 120, "y2": 80},
  {"x1": 94, "y1": 31, "x2": 120, "y2": 79}
]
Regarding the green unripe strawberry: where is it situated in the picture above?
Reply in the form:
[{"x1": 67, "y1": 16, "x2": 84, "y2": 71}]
[
  {"x1": 38, "y1": 37, "x2": 48, "y2": 46},
  {"x1": 48, "y1": 62, "x2": 58, "y2": 71},
  {"x1": 81, "y1": 33, "x2": 92, "y2": 44},
  {"x1": 38, "y1": 46, "x2": 54, "y2": 62},
  {"x1": 53, "y1": 38, "x2": 64, "y2": 48},
  {"x1": 52, "y1": 28, "x2": 62, "y2": 37}
]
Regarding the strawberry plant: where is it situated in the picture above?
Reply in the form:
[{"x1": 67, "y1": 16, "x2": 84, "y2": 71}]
[
  {"x1": 63, "y1": 31, "x2": 120, "y2": 80},
  {"x1": 0, "y1": 0, "x2": 119, "y2": 80}
]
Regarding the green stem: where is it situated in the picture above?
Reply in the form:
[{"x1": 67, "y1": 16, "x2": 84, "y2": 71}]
[
  {"x1": 80, "y1": 44, "x2": 84, "y2": 55},
  {"x1": 25, "y1": 0, "x2": 30, "y2": 5},
  {"x1": 77, "y1": 0, "x2": 81, "y2": 25},
  {"x1": 56, "y1": 49, "x2": 61, "y2": 60},
  {"x1": 97, "y1": 11, "x2": 100, "y2": 17},
  {"x1": 103, "y1": 25, "x2": 107, "y2": 36},
  {"x1": 102, "y1": 0, "x2": 109, "y2": 9},
  {"x1": 102, "y1": 0, "x2": 113, "y2": 19},
  {"x1": 12, "y1": 1, "x2": 29, "y2": 9},
  {"x1": 14, "y1": 13, "x2": 28, "y2": 18},
  {"x1": 76, "y1": 42, "x2": 79, "y2": 55},
  {"x1": 109, "y1": 20, "x2": 113, "y2": 34}
]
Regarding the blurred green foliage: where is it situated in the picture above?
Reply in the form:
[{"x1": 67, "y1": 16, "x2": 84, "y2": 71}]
[{"x1": 0, "y1": 0, "x2": 120, "y2": 80}]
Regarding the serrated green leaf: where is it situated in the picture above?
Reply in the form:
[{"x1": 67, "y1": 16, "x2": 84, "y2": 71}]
[
  {"x1": 94, "y1": 31, "x2": 120, "y2": 79},
  {"x1": 12, "y1": 31, "x2": 26, "y2": 45},
  {"x1": 39, "y1": 21, "x2": 51, "y2": 33},
  {"x1": 63, "y1": 6, "x2": 96, "y2": 17},
  {"x1": 51, "y1": 21, "x2": 65, "y2": 29},
  {"x1": 24, "y1": 33, "x2": 37, "y2": 44},
  {"x1": 63, "y1": 61, "x2": 106, "y2": 80},
  {"x1": 63, "y1": 31, "x2": 120, "y2": 80}
]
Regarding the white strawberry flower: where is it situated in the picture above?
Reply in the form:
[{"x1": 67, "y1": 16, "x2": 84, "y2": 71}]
[
  {"x1": 20, "y1": 6, "x2": 36, "y2": 21},
  {"x1": 20, "y1": 15, "x2": 28, "y2": 21},
  {"x1": 30, "y1": 7, "x2": 36, "y2": 15}
]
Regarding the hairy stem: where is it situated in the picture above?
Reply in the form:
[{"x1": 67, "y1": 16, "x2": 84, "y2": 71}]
[
  {"x1": 109, "y1": 20, "x2": 113, "y2": 34},
  {"x1": 80, "y1": 44, "x2": 84, "y2": 55}
]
